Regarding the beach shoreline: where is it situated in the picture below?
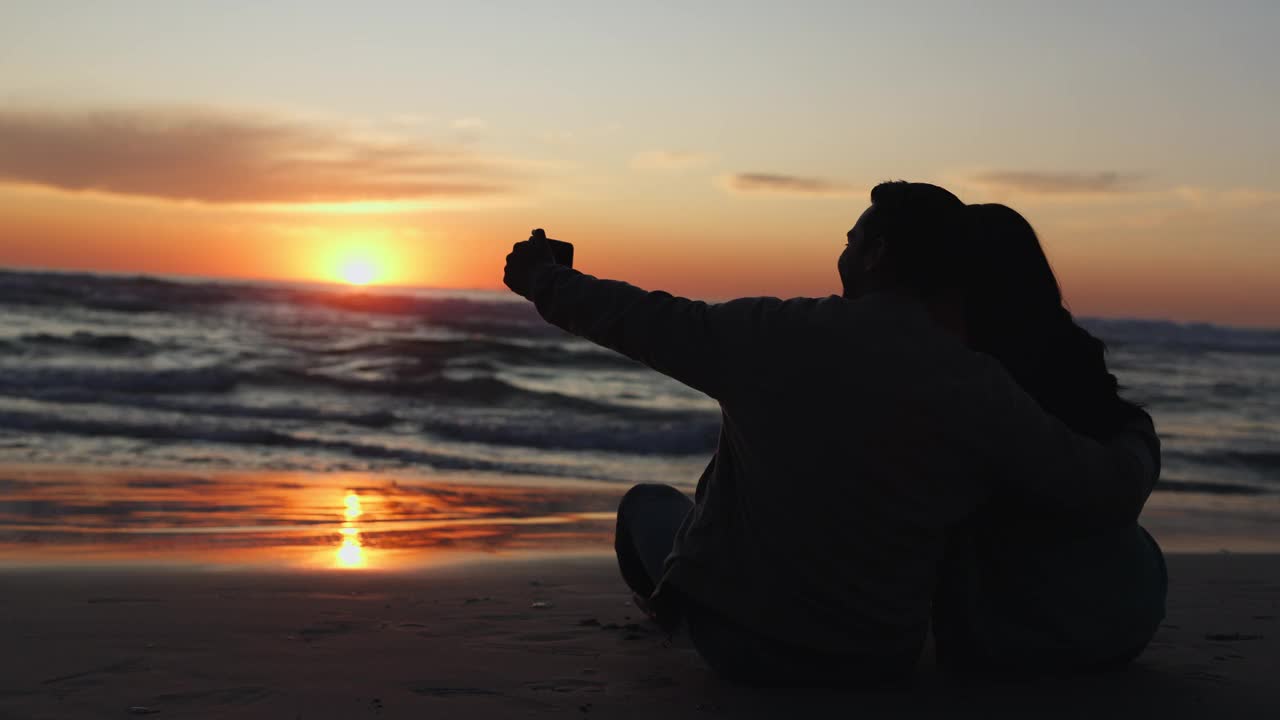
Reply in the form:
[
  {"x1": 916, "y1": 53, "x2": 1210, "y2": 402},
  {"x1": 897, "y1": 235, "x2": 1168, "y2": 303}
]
[{"x1": 3, "y1": 463, "x2": 1280, "y2": 576}]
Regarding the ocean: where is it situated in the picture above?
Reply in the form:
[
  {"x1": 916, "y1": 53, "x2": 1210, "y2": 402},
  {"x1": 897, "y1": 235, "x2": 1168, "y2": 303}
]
[{"x1": 1, "y1": 268, "x2": 1277, "y2": 567}]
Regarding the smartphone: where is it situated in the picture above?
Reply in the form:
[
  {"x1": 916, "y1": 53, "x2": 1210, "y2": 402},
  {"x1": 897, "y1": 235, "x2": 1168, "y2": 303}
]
[
  {"x1": 532, "y1": 228, "x2": 574, "y2": 268},
  {"x1": 547, "y1": 239, "x2": 574, "y2": 268}
]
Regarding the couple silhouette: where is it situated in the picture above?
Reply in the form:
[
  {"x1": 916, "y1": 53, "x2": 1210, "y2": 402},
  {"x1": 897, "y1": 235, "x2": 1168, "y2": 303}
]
[{"x1": 503, "y1": 181, "x2": 1165, "y2": 688}]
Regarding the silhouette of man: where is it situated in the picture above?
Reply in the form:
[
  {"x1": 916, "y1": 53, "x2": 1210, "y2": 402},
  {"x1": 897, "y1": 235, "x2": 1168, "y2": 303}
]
[{"x1": 502, "y1": 182, "x2": 1159, "y2": 687}]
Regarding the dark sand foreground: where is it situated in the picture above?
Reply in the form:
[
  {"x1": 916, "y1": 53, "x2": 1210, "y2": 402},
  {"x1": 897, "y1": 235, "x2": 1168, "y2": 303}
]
[{"x1": 1, "y1": 554, "x2": 1276, "y2": 719}]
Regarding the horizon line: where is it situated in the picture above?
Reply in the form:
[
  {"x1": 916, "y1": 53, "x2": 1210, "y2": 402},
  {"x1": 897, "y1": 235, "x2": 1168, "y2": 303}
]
[{"x1": 2, "y1": 262, "x2": 1277, "y2": 332}]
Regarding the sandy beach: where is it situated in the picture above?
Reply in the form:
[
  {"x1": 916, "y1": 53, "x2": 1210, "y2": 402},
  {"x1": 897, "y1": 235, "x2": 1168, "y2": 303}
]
[{"x1": 1, "y1": 553, "x2": 1276, "y2": 719}]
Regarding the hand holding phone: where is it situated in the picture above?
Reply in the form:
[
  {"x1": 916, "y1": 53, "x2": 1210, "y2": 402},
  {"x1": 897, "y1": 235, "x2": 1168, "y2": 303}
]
[{"x1": 532, "y1": 228, "x2": 574, "y2": 269}]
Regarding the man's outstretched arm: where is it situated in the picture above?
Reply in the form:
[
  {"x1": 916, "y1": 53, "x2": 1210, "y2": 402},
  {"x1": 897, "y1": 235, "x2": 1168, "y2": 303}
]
[{"x1": 504, "y1": 231, "x2": 772, "y2": 399}]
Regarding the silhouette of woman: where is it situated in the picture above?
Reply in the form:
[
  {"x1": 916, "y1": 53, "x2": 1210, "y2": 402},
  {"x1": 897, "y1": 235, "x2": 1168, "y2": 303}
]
[{"x1": 933, "y1": 203, "x2": 1168, "y2": 671}]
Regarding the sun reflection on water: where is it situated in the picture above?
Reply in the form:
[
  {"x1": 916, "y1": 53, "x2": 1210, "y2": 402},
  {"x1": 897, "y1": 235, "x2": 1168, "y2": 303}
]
[
  {"x1": 0, "y1": 466, "x2": 627, "y2": 569},
  {"x1": 344, "y1": 492, "x2": 363, "y2": 520},
  {"x1": 336, "y1": 491, "x2": 367, "y2": 569}
]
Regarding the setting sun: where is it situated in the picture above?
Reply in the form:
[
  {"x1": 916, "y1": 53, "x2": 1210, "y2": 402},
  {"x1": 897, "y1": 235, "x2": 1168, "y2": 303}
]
[
  {"x1": 337, "y1": 250, "x2": 385, "y2": 286},
  {"x1": 329, "y1": 244, "x2": 391, "y2": 286},
  {"x1": 341, "y1": 258, "x2": 376, "y2": 285}
]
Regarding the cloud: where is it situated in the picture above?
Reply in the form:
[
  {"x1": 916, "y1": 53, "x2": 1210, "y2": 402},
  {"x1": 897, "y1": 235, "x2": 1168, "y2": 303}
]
[
  {"x1": 631, "y1": 150, "x2": 713, "y2": 171},
  {"x1": 721, "y1": 172, "x2": 859, "y2": 197},
  {"x1": 451, "y1": 117, "x2": 487, "y2": 130},
  {"x1": 0, "y1": 106, "x2": 511, "y2": 205},
  {"x1": 970, "y1": 170, "x2": 1141, "y2": 195}
]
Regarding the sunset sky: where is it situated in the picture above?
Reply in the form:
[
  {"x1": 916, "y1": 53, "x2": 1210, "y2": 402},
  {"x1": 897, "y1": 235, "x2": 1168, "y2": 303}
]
[{"x1": 1, "y1": 1, "x2": 1277, "y2": 325}]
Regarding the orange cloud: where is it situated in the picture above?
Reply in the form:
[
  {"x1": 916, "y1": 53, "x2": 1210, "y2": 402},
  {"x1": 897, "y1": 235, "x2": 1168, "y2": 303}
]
[
  {"x1": 971, "y1": 170, "x2": 1142, "y2": 195},
  {"x1": 721, "y1": 172, "x2": 859, "y2": 197},
  {"x1": 0, "y1": 106, "x2": 513, "y2": 205}
]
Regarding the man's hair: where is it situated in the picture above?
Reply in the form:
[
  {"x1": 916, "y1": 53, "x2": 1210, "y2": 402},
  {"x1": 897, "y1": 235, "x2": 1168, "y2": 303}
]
[{"x1": 865, "y1": 181, "x2": 968, "y2": 296}]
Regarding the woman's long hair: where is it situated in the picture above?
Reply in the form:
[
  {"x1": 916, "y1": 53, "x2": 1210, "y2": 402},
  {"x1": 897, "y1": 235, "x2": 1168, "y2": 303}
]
[{"x1": 963, "y1": 203, "x2": 1136, "y2": 440}]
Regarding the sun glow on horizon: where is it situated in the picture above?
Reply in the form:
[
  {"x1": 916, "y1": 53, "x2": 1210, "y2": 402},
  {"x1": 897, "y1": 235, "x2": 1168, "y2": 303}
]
[{"x1": 327, "y1": 241, "x2": 394, "y2": 286}]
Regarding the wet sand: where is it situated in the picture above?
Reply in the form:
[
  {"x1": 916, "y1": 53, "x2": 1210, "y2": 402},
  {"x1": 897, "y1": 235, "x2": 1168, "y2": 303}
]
[{"x1": 0, "y1": 553, "x2": 1276, "y2": 719}]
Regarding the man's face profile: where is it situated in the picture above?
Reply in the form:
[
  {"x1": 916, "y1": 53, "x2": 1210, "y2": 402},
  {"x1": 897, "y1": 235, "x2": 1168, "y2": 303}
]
[{"x1": 840, "y1": 206, "x2": 882, "y2": 299}]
